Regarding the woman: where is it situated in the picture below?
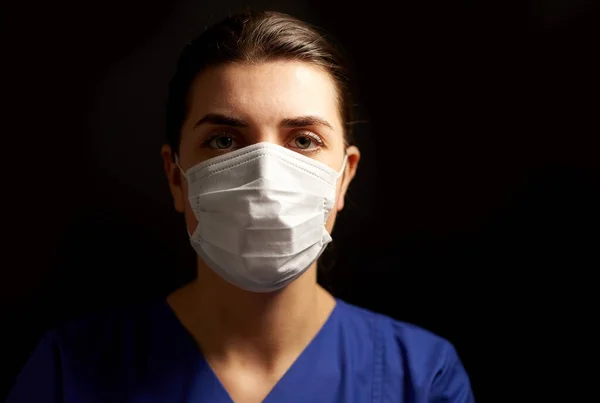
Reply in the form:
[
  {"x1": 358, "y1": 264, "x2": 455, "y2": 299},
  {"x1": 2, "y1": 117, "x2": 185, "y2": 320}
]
[{"x1": 6, "y1": 11, "x2": 474, "y2": 403}]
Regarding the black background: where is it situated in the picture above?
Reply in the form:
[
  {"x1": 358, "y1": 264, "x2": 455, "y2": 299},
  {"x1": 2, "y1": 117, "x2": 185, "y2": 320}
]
[{"x1": 2, "y1": 0, "x2": 599, "y2": 401}]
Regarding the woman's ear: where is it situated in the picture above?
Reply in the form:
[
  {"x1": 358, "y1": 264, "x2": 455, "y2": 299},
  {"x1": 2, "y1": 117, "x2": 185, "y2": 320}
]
[
  {"x1": 336, "y1": 145, "x2": 360, "y2": 212},
  {"x1": 161, "y1": 145, "x2": 187, "y2": 213}
]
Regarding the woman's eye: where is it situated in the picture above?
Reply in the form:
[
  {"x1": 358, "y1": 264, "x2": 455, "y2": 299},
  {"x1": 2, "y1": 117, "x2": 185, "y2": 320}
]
[
  {"x1": 208, "y1": 134, "x2": 236, "y2": 150},
  {"x1": 295, "y1": 136, "x2": 312, "y2": 149},
  {"x1": 290, "y1": 133, "x2": 323, "y2": 151}
]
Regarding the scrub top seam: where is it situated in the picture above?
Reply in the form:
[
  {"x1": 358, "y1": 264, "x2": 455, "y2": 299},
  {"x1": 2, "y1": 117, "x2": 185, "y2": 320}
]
[{"x1": 371, "y1": 314, "x2": 384, "y2": 403}]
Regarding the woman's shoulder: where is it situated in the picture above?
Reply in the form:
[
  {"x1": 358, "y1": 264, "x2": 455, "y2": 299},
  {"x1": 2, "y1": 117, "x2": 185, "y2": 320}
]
[
  {"x1": 6, "y1": 299, "x2": 170, "y2": 403},
  {"x1": 31, "y1": 299, "x2": 173, "y2": 377},
  {"x1": 335, "y1": 298, "x2": 451, "y2": 348},
  {"x1": 334, "y1": 299, "x2": 474, "y2": 402},
  {"x1": 49, "y1": 298, "x2": 168, "y2": 346}
]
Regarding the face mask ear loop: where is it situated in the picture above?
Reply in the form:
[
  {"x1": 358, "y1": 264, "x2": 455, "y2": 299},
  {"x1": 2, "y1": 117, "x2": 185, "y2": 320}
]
[
  {"x1": 336, "y1": 153, "x2": 349, "y2": 180},
  {"x1": 174, "y1": 153, "x2": 194, "y2": 238},
  {"x1": 174, "y1": 154, "x2": 187, "y2": 179},
  {"x1": 324, "y1": 153, "x2": 349, "y2": 225}
]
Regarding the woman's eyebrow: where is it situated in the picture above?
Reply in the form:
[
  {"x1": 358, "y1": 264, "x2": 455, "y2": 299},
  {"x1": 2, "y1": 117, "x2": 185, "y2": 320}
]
[
  {"x1": 193, "y1": 114, "x2": 334, "y2": 131},
  {"x1": 280, "y1": 116, "x2": 334, "y2": 130},
  {"x1": 194, "y1": 113, "x2": 249, "y2": 129}
]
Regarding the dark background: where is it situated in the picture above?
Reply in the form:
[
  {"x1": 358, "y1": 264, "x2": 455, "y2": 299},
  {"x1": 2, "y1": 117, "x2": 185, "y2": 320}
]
[{"x1": 2, "y1": 0, "x2": 598, "y2": 401}]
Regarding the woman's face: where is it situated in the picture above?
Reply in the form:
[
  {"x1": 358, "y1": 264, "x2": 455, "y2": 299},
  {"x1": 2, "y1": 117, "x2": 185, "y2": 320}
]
[{"x1": 162, "y1": 60, "x2": 360, "y2": 235}]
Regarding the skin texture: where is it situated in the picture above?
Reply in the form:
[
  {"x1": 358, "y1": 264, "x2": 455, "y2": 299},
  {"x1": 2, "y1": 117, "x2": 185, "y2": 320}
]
[{"x1": 161, "y1": 61, "x2": 360, "y2": 403}]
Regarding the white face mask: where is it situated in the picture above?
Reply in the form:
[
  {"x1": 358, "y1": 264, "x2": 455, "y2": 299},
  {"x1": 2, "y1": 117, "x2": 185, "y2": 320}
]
[{"x1": 177, "y1": 142, "x2": 347, "y2": 293}]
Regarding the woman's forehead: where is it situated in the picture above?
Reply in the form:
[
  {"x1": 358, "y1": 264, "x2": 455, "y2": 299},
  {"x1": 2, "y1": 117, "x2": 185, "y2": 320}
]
[{"x1": 186, "y1": 61, "x2": 343, "y2": 130}]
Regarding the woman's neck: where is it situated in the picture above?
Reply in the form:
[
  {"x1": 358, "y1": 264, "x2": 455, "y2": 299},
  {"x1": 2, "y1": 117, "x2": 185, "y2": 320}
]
[{"x1": 167, "y1": 258, "x2": 336, "y2": 367}]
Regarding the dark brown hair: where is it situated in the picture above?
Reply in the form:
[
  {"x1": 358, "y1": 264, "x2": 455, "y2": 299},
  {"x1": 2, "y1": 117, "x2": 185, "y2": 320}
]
[{"x1": 166, "y1": 11, "x2": 354, "y2": 158}]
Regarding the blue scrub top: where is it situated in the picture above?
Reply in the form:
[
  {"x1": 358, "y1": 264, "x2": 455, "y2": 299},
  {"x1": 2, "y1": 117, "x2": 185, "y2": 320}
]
[{"x1": 6, "y1": 299, "x2": 474, "y2": 402}]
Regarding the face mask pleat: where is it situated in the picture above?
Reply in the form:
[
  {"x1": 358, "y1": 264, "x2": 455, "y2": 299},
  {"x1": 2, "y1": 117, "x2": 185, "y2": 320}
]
[
  {"x1": 194, "y1": 237, "x2": 330, "y2": 288},
  {"x1": 195, "y1": 211, "x2": 327, "y2": 256},
  {"x1": 192, "y1": 188, "x2": 329, "y2": 219}
]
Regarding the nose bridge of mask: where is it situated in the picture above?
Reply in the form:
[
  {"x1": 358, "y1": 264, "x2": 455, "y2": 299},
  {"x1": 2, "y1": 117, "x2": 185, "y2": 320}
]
[
  {"x1": 175, "y1": 143, "x2": 348, "y2": 180},
  {"x1": 184, "y1": 143, "x2": 340, "y2": 193}
]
